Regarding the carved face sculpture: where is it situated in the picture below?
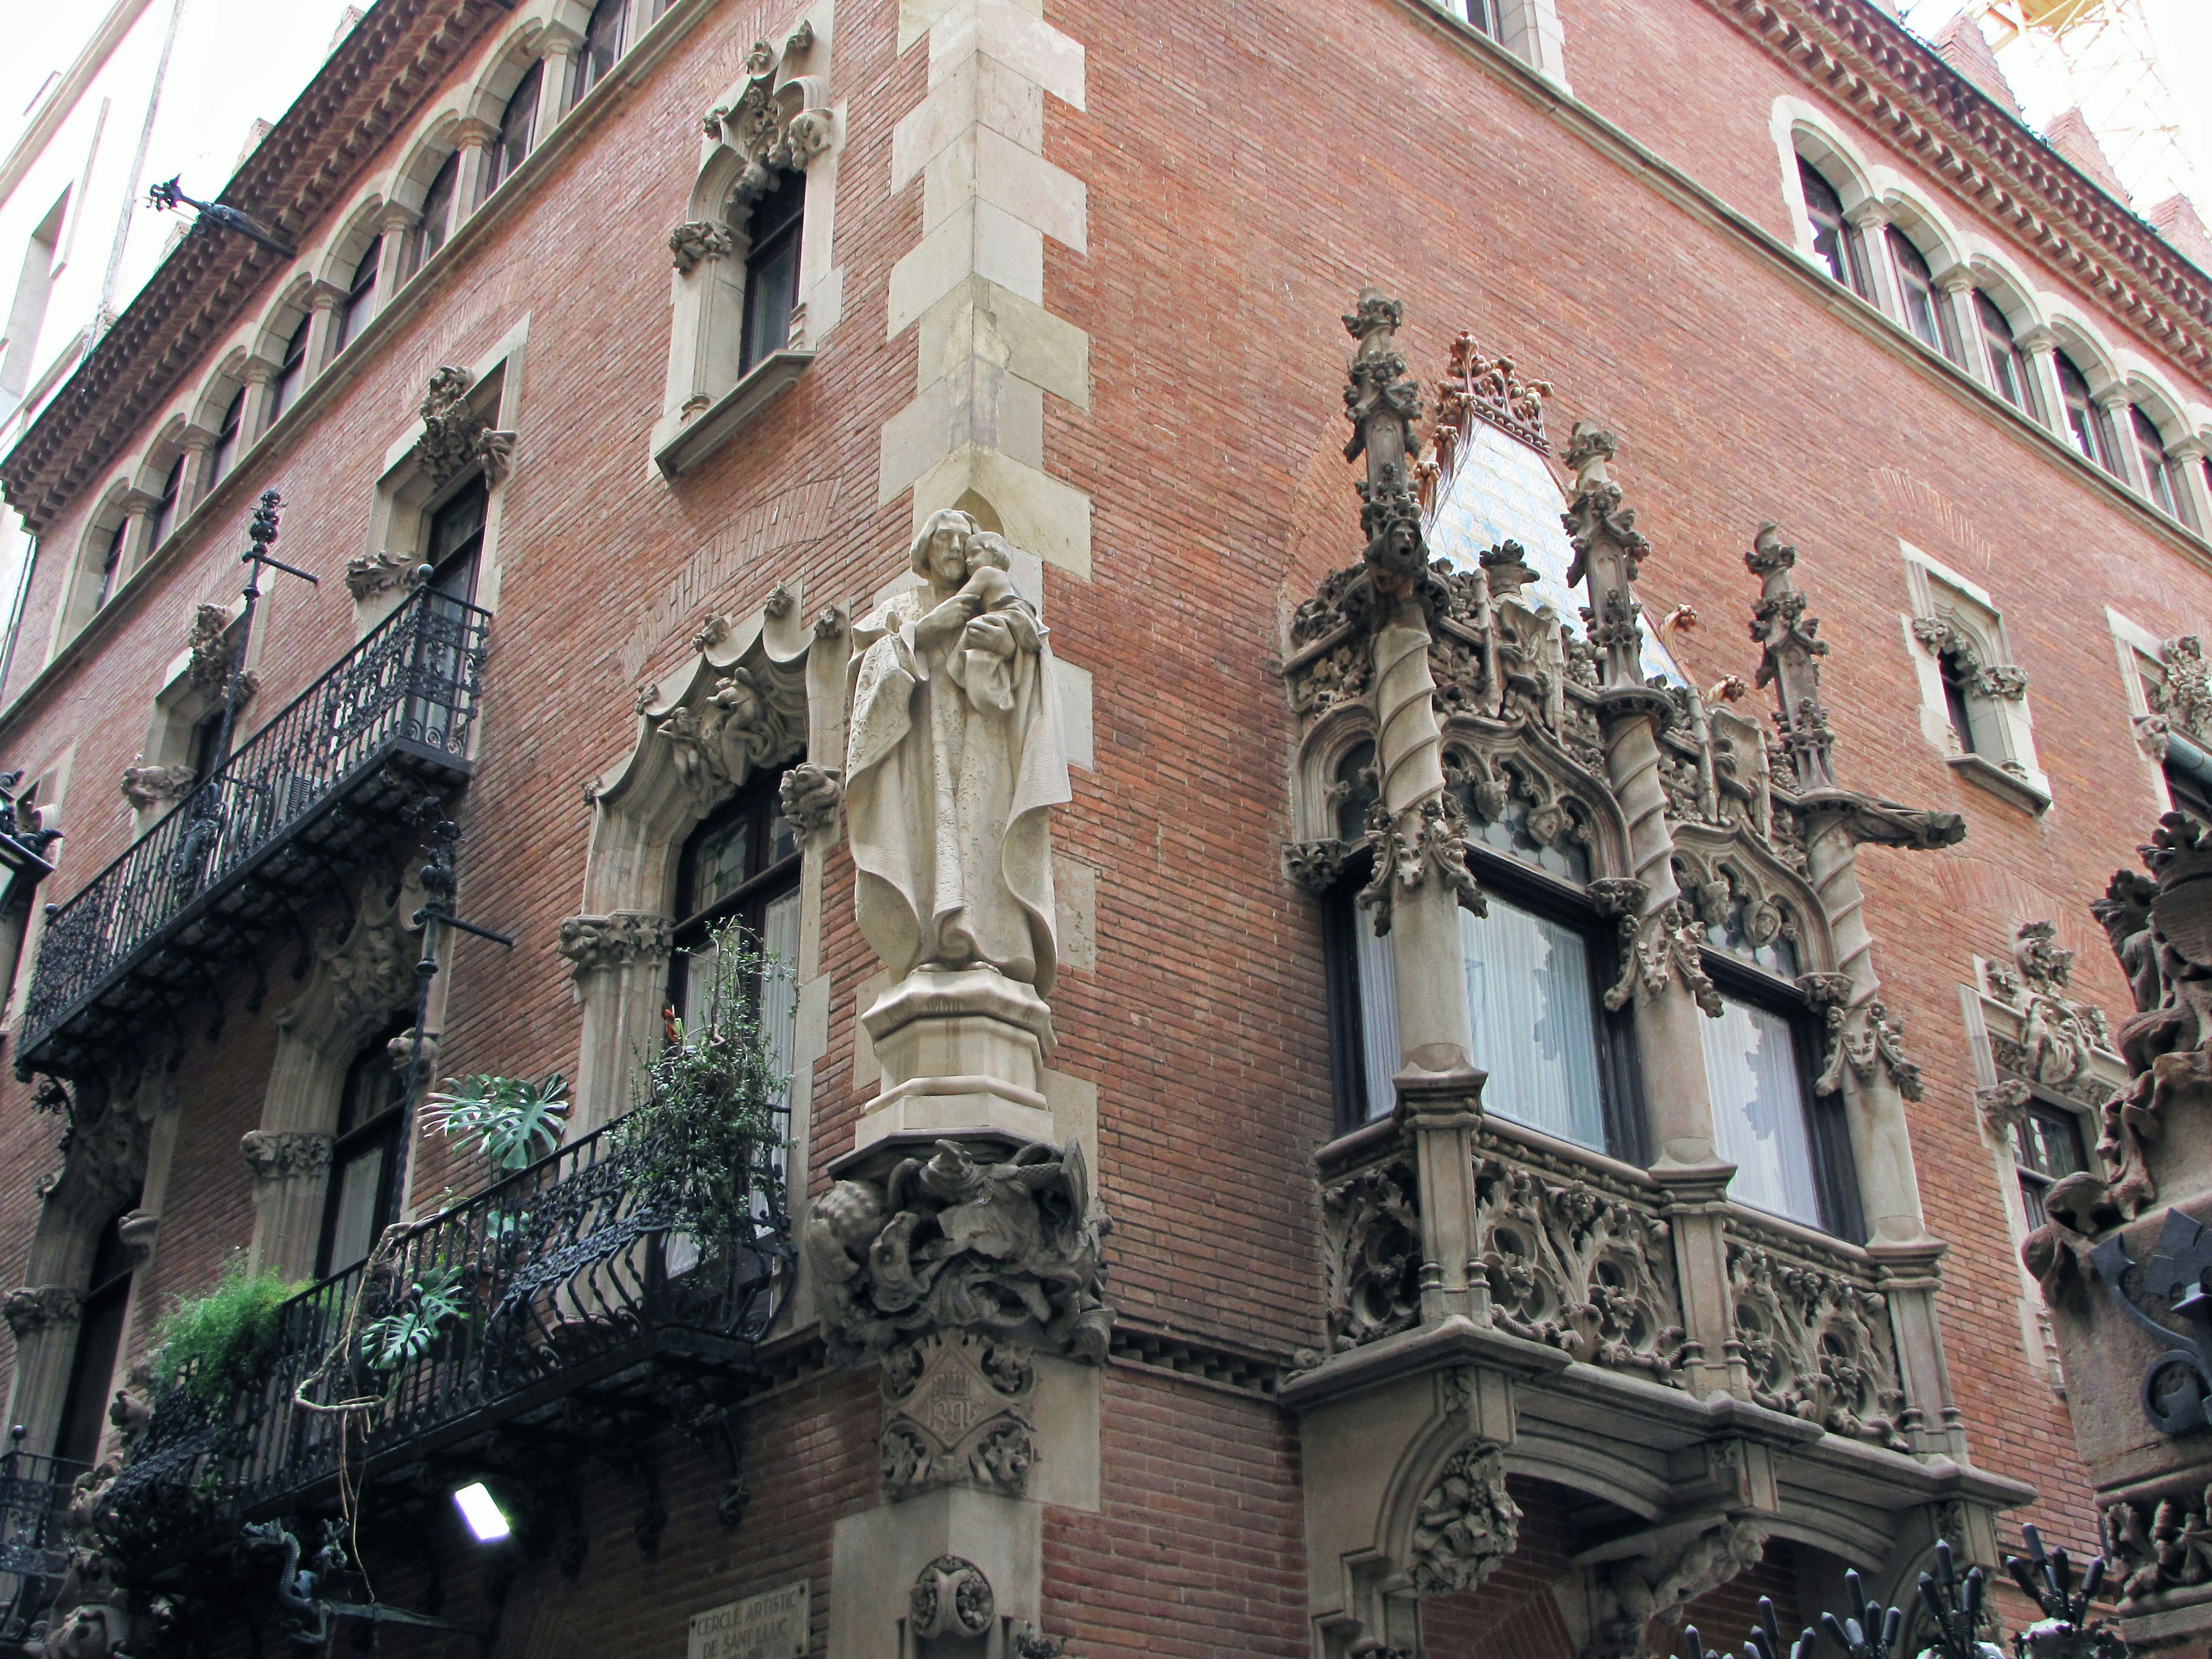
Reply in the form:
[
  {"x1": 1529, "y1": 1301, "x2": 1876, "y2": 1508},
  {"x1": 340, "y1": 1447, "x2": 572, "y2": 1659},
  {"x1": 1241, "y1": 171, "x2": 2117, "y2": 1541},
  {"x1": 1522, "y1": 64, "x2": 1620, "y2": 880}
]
[{"x1": 926, "y1": 524, "x2": 969, "y2": 589}]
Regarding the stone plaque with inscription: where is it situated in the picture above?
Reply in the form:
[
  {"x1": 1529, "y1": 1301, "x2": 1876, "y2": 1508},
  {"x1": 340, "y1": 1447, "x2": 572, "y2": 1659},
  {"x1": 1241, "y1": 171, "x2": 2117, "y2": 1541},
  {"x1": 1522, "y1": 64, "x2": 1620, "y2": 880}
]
[{"x1": 688, "y1": 1581, "x2": 809, "y2": 1659}]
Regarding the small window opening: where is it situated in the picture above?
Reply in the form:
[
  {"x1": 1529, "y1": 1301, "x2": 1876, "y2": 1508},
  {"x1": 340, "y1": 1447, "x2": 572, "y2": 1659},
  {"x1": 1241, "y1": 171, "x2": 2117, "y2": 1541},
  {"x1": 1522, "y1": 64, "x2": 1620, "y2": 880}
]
[
  {"x1": 425, "y1": 474, "x2": 488, "y2": 607},
  {"x1": 2055, "y1": 350, "x2": 2120, "y2": 477},
  {"x1": 52, "y1": 1203, "x2": 139, "y2": 1471},
  {"x1": 2133, "y1": 407, "x2": 2181, "y2": 518},
  {"x1": 738, "y1": 168, "x2": 805, "y2": 376},
  {"x1": 1887, "y1": 229, "x2": 1950, "y2": 357},
  {"x1": 414, "y1": 152, "x2": 460, "y2": 272},
  {"x1": 318, "y1": 1020, "x2": 412, "y2": 1276},
  {"x1": 2012, "y1": 1102, "x2": 2085, "y2": 1230},
  {"x1": 483, "y1": 62, "x2": 542, "y2": 200},
  {"x1": 1975, "y1": 293, "x2": 2033, "y2": 416},
  {"x1": 146, "y1": 453, "x2": 186, "y2": 549},
  {"x1": 1938, "y1": 647, "x2": 1980, "y2": 754},
  {"x1": 92, "y1": 520, "x2": 128, "y2": 612},
  {"x1": 573, "y1": 0, "x2": 628, "y2": 101},
  {"x1": 267, "y1": 313, "x2": 310, "y2": 425},
  {"x1": 1797, "y1": 160, "x2": 1868, "y2": 298},
  {"x1": 206, "y1": 387, "x2": 245, "y2": 488},
  {"x1": 335, "y1": 236, "x2": 381, "y2": 354}
]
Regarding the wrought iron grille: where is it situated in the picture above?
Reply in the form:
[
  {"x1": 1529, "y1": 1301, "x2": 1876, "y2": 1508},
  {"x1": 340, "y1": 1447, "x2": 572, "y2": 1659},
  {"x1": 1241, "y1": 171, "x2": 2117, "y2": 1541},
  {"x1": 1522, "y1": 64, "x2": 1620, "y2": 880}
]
[
  {"x1": 20, "y1": 589, "x2": 489, "y2": 1060},
  {"x1": 107, "y1": 1112, "x2": 790, "y2": 1558},
  {"x1": 0, "y1": 1444, "x2": 81, "y2": 1581}
]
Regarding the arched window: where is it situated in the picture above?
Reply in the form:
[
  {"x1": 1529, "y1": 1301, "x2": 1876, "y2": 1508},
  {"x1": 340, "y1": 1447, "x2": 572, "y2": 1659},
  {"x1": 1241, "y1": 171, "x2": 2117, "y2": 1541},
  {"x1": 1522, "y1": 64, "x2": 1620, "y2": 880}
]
[
  {"x1": 52, "y1": 1205, "x2": 138, "y2": 1471},
  {"x1": 335, "y1": 236, "x2": 381, "y2": 353},
  {"x1": 2132, "y1": 407, "x2": 2184, "y2": 518},
  {"x1": 1797, "y1": 158, "x2": 1868, "y2": 299},
  {"x1": 267, "y1": 313, "x2": 310, "y2": 425},
  {"x1": 2055, "y1": 350, "x2": 2120, "y2": 476},
  {"x1": 738, "y1": 168, "x2": 805, "y2": 376},
  {"x1": 91, "y1": 519, "x2": 128, "y2": 612},
  {"x1": 573, "y1": 0, "x2": 628, "y2": 101},
  {"x1": 1975, "y1": 293, "x2": 2033, "y2": 416},
  {"x1": 483, "y1": 62, "x2": 542, "y2": 200},
  {"x1": 318, "y1": 1022, "x2": 410, "y2": 1276},
  {"x1": 146, "y1": 452, "x2": 185, "y2": 548},
  {"x1": 206, "y1": 387, "x2": 245, "y2": 487},
  {"x1": 1938, "y1": 645, "x2": 1981, "y2": 753},
  {"x1": 414, "y1": 151, "x2": 460, "y2": 272},
  {"x1": 669, "y1": 766, "x2": 802, "y2": 1029},
  {"x1": 1454, "y1": 0, "x2": 1501, "y2": 35},
  {"x1": 1885, "y1": 229, "x2": 1953, "y2": 359}
]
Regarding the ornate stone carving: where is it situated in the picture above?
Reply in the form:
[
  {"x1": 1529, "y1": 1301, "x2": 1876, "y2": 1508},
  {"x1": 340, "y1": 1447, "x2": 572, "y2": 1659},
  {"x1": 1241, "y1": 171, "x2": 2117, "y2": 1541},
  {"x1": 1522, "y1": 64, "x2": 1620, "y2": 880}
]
[
  {"x1": 1474, "y1": 1153, "x2": 1685, "y2": 1381},
  {"x1": 1320, "y1": 1158, "x2": 1422, "y2": 1353},
  {"x1": 668, "y1": 220, "x2": 734, "y2": 274},
  {"x1": 777, "y1": 762, "x2": 843, "y2": 846},
  {"x1": 879, "y1": 1330, "x2": 1037, "y2": 1501},
  {"x1": 1282, "y1": 838, "x2": 1357, "y2": 896},
  {"x1": 116, "y1": 1210, "x2": 159, "y2": 1267},
  {"x1": 705, "y1": 40, "x2": 835, "y2": 208},
  {"x1": 804, "y1": 1138, "x2": 1111, "y2": 1367},
  {"x1": 556, "y1": 912, "x2": 674, "y2": 979},
  {"x1": 119, "y1": 756, "x2": 194, "y2": 812},
  {"x1": 1423, "y1": 330, "x2": 1550, "y2": 479},
  {"x1": 1583, "y1": 1520, "x2": 1771, "y2": 1659},
  {"x1": 1283, "y1": 566, "x2": 1373, "y2": 721},
  {"x1": 185, "y1": 603, "x2": 255, "y2": 701},
  {"x1": 1728, "y1": 1237, "x2": 1909, "y2": 1450},
  {"x1": 1407, "y1": 1442, "x2": 1520, "y2": 1596},
  {"x1": 1803, "y1": 976, "x2": 1923, "y2": 1102},
  {"x1": 238, "y1": 1130, "x2": 334, "y2": 1182},
  {"x1": 2147, "y1": 636, "x2": 2212, "y2": 745},
  {"x1": 3, "y1": 1285, "x2": 82, "y2": 1336},
  {"x1": 1976, "y1": 1078, "x2": 2033, "y2": 1139},
  {"x1": 909, "y1": 1556, "x2": 995, "y2": 1642},
  {"x1": 413, "y1": 366, "x2": 516, "y2": 487},
  {"x1": 1984, "y1": 921, "x2": 2114, "y2": 1106},
  {"x1": 2103, "y1": 1488, "x2": 2212, "y2": 1603},
  {"x1": 656, "y1": 666, "x2": 801, "y2": 802},
  {"x1": 1357, "y1": 793, "x2": 1484, "y2": 934},
  {"x1": 272, "y1": 881, "x2": 422, "y2": 1051},
  {"x1": 343, "y1": 550, "x2": 422, "y2": 601}
]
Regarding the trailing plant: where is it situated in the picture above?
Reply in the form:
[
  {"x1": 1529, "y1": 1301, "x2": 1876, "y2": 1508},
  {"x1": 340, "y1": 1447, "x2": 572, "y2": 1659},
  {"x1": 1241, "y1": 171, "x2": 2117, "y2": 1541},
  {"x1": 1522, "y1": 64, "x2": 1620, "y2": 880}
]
[
  {"x1": 425, "y1": 1071, "x2": 570, "y2": 1171},
  {"x1": 357, "y1": 1264, "x2": 467, "y2": 1373},
  {"x1": 624, "y1": 921, "x2": 793, "y2": 1239},
  {"x1": 150, "y1": 1256, "x2": 305, "y2": 1410}
]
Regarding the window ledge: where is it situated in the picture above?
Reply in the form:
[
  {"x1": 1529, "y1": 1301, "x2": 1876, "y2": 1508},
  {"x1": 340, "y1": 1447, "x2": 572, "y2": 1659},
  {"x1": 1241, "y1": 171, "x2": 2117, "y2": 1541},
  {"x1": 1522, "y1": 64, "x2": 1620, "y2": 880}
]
[
  {"x1": 653, "y1": 350, "x2": 815, "y2": 480},
  {"x1": 1946, "y1": 751, "x2": 2051, "y2": 813}
]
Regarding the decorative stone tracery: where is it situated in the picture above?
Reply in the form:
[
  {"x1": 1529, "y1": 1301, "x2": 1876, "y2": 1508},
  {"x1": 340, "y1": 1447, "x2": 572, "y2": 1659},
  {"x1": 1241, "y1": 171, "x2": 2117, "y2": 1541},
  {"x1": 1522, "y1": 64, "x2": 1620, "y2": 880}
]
[{"x1": 1728, "y1": 1235, "x2": 1909, "y2": 1450}]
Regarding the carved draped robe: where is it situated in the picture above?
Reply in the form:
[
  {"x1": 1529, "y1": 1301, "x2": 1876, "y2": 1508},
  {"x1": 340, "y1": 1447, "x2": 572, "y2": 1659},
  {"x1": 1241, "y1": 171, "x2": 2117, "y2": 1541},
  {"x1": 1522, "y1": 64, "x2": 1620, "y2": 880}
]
[{"x1": 844, "y1": 588, "x2": 1069, "y2": 996}]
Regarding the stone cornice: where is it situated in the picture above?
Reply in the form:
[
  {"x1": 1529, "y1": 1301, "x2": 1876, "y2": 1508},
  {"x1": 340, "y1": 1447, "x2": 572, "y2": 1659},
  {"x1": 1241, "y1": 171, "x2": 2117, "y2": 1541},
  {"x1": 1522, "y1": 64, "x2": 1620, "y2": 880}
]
[
  {"x1": 1712, "y1": 0, "x2": 2212, "y2": 384},
  {"x1": 0, "y1": 0, "x2": 513, "y2": 532}
]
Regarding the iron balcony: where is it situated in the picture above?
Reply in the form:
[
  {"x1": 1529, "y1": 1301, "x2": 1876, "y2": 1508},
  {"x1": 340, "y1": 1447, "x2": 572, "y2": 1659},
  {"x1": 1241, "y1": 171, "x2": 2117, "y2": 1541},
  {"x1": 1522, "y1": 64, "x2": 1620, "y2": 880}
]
[
  {"x1": 15, "y1": 588, "x2": 491, "y2": 1080},
  {"x1": 103, "y1": 1112, "x2": 791, "y2": 1576}
]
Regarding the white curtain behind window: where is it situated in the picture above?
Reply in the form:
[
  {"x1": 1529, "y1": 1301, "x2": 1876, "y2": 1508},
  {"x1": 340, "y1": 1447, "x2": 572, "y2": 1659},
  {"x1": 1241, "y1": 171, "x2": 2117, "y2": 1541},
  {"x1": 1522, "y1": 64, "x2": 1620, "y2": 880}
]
[
  {"x1": 1354, "y1": 918, "x2": 1399, "y2": 1122},
  {"x1": 1461, "y1": 899, "x2": 1604, "y2": 1150},
  {"x1": 1702, "y1": 995, "x2": 1820, "y2": 1225}
]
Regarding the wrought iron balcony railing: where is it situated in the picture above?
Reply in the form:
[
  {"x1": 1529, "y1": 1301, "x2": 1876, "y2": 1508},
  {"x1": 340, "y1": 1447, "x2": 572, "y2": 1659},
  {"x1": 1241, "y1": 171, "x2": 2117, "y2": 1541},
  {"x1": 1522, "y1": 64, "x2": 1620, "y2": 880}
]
[
  {"x1": 103, "y1": 1113, "x2": 790, "y2": 1571},
  {"x1": 18, "y1": 588, "x2": 489, "y2": 1077},
  {"x1": 0, "y1": 1442, "x2": 86, "y2": 1642}
]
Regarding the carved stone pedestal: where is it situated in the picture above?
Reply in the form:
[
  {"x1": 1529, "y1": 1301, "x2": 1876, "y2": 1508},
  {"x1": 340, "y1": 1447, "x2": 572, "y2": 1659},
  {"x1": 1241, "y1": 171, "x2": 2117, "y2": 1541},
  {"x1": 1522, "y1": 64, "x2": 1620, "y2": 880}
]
[{"x1": 859, "y1": 966, "x2": 1056, "y2": 1147}]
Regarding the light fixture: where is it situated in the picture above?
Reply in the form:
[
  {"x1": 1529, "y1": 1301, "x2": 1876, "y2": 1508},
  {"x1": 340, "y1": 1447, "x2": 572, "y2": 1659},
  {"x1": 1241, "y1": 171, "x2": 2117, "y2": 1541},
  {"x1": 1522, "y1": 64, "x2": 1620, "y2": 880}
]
[{"x1": 451, "y1": 1482, "x2": 511, "y2": 1542}]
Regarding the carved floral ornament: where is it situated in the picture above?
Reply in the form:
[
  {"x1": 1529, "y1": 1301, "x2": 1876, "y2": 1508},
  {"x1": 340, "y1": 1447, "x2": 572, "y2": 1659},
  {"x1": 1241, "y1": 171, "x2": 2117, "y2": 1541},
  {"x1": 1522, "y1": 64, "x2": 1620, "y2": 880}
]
[
  {"x1": 2, "y1": 1284, "x2": 82, "y2": 1336},
  {"x1": 412, "y1": 366, "x2": 514, "y2": 489},
  {"x1": 1406, "y1": 1441, "x2": 1521, "y2": 1596},
  {"x1": 1584, "y1": 1519, "x2": 1772, "y2": 1659},
  {"x1": 1977, "y1": 921, "x2": 2116, "y2": 1130},
  {"x1": 555, "y1": 911, "x2": 673, "y2": 979},
  {"x1": 2135, "y1": 634, "x2": 2212, "y2": 764},
  {"x1": 185, "y1": 603, "x2": 255, "y2": 702},
  {"x1": 1728, "y1": 1237, "x2": 1910, "y2": 1450},
  {"x1": 634, "y1": 611, "x2": 810, "y2": 808},
  {"x1": 1910, "y1": 613, "x2": 2030, "y2": 701},
  {"x1": 692, "y1": 33, "x2": 834, "y2": 243},
  {"x1": 238, "y1": 1130, "x2": 335, "y2": 1182}
]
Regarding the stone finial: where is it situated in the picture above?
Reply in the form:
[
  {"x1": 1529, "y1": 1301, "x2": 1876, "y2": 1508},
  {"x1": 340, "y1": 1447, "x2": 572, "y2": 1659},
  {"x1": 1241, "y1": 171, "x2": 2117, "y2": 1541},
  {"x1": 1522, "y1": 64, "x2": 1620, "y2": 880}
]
[
  {"x1": 1559, "y1": 423, "x2": 1650, "y2": 693},
  {"x1": 1744, "y1": 521, "x2": 1835, "y2": 794},
  {"x1": 1342, "y1": 289, "x2": 1426, "y2": 590}
]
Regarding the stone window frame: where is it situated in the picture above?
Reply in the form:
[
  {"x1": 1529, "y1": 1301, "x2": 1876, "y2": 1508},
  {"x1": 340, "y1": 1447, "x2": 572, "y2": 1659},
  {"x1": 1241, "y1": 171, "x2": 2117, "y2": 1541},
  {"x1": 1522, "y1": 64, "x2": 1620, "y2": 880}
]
[
  {"x1": 1898, "y1": 543, "x2": 2048, "y2": 812},
  {"x1": 353, "y1": 339, "x2": 524, "y2": 635},
  {"x1": 1424, "y1": 0, "x2": 1570, "y2": 90},
  {"x1": 118, "y1": 599, "x2": 263, "y2": 839},
  {"x1": 653, "y1": 9, "x2": 844, "y2": 479},
  {"x1": 1959, "y1": 927, "x2": 2124, "y2": 1397},
  {"x1": 51, "y1": 479, "x2": 139, "y2": 650},
  {"x1": 2107, "y1": 606, "x2": 2212, "y2": 821}
]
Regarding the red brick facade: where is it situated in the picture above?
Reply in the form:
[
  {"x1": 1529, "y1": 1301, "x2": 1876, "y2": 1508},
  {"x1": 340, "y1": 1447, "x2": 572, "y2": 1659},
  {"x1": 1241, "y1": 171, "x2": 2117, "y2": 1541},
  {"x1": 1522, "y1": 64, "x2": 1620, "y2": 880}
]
[{"x1": 0, "y1": 0, "x2": 2205, "y2": 1651}]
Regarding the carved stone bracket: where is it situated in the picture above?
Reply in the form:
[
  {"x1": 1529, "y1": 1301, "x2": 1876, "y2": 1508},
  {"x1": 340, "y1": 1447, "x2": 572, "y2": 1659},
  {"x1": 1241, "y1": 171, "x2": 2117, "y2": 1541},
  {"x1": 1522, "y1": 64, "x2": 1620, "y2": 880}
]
[
  {"x1": 2148, "y1": 635, "x2": 2212, "y2": 746},
  {"x1": 185, "y1": 603, "x2": 256, "y2": 702},
  {"x1": 909, "y1": 1556, "x2": 995, "y2": 1643},
  {"x1": 1590, "y1": 880, "x2": 1718, "y2": 1017},
  {"x1": 238, "y1": 1130, "x2": 335, "y2": 1183},
  {"x1": 668, "y1": 220, "x2": 734, "y2": 274},
  {"x1": 652, "y1": 664, "x2": 802, "y2": 805},
  {"x1": 343, "y1": 550, "x2": 423, "y2": 602},
  {"x1": 1582, "y1": 1519, "x2": 1771, "y2": 1659},
  {"x1": 119, "y1": 757, "x2": 194, "y2": 812},
  {"x1": 413, "y1": 366, "x2": 516, "y2": 487},
  {"x1": 880, "y1": 1330, "x2": 1037, "y2": 1502},
  {"x1": 1983, "y1": 921, "x2": 2114, "y2": 1108},
  {"x1": 1358, "y1": 797, "x2": 1484, "y2": 935},
  {"x1": 2, "y1": 1285, "x2": 82, "y2": 1336},
  {"x1": 1975, "y1": 1078, "x2": 2032, "y2": 1140},
  {"x1": 804, "y1": 1138, "x2": 1112, "y2": 1369},
  {"x1": 1406, "y1": 1441, "x2": 1520, "y2": 1596},
  {"x1": 777, "y1": 762, "x2": 843, "y2": 847},
  {"x1": 556, "y1": 912, "x2": 674, "y2": 980}
]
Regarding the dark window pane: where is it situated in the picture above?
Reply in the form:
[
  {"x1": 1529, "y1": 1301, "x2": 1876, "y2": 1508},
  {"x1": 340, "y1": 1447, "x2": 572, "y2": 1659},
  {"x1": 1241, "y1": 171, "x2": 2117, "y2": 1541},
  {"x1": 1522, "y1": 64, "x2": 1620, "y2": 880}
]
[
  {"x1": 738, "y1": 169, "x2": 805, "y2": 376},
  {"x1": 337, "y1": 236, "x2": 380, "y2": 351},
  {"x1": 418, "y1": 151, "x2": 460, "y2": 267},
  {"x1": 207, "y1": 387, "x2": 244, "y2": 484},
  {"x1": 146, "y1": 453, "x2": 185, "y2": 547},
  {"x1": 2134, "y1": 407, "x2": 2177, "y2": 515},
  {"x1": 92, "y1": 519, "x2": 128, "y2": 610},
  {"x1": 268, "y1": 313, "x2": 310, "y2": 422},
  {"x1": 2055, "y1": 350, "x2": 2119, "y2": 476},
  {"x1": 1939, "y1": 649, "x2": 1978, "y2": 754},
  {"x1": 486, "y1": 62, "x2": 541, "y2": 198},
  {"x1": 1798, "y1": 160, "x2": 1865, "y2": 296},
  {"x1": 1888, "y1": 228, "x2": 1941, "y2": 351},
  {"x1": 574, "y1": 0, "x2": 627, "y2": 100}
]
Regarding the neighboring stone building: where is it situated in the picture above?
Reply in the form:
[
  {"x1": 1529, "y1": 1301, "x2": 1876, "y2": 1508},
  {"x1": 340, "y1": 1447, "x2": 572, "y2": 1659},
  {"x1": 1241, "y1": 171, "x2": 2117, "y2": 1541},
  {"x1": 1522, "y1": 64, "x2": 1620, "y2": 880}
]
[{"x1": 0, "y1": 0, "x2": 2203, "y2": 1656}]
